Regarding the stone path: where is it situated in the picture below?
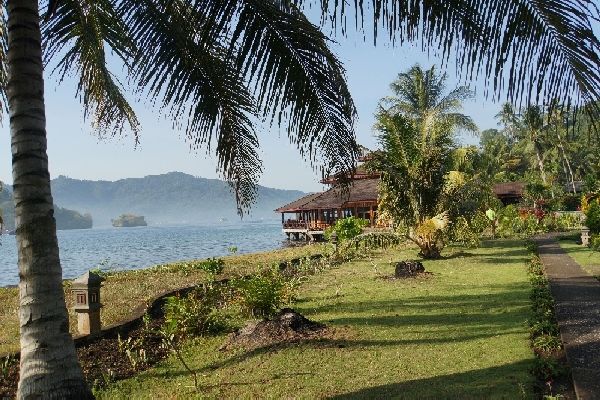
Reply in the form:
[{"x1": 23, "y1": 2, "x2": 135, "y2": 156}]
[{"x1": 534, "y1": 234, "x2": 600, "y2": 400}]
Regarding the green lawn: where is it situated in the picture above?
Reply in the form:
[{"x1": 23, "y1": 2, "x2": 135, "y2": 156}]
[
  {"x1": 97, "y1": 239, "x2": 535, "y2": 399},
  {"x1": 558, "y1": 234, "x2": 600, "y2": 279}
]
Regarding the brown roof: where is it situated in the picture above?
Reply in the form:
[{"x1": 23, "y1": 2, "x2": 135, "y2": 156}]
[
  {"x1": 274, "y1": 192, "x2": 322, "y2": 212},
  {"x1": 320, "y1": 164, "x2": 380, "y2": 184},
  {"x1": 493, "y1": 182, "x2": 526, "y2": 196},
  {"x1": 277, "y1": 179, "x2": 379, "y2": 212}
]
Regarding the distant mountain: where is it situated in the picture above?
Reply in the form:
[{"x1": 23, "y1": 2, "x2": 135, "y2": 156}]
[
  {"x1": 0, "y1": 185, "x2": 93, "y2": 231},
  {"x1": 48, "y1": 172, "x2": 307, "y2": 227},
  {"x1": 0, "y1": 184, "x2": 12, "y2": 230}
]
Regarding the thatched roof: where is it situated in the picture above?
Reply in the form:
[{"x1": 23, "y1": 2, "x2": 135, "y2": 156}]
[
  {"x1": 493, "y1": 182, "x2": 525, "y2": 197},
  {"x1": 276, "y1": 179, "x2": 379, "y2": 212},
  {"x1": 274, "y1": 192, "x2": 322, "y2": 212}
]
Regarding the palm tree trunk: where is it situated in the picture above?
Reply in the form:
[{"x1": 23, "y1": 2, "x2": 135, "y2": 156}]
[
  {"x1": 6, "y1": 1, "x2": 93, "y2": 398},
  {"x1": 558, "y1": 142, "x2": 577, "y2": 193},
  {"x1": 533, "y1": 141, "x2": 554, "y2": 199}
]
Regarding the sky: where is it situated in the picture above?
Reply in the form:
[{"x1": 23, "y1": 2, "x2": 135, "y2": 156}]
[{"x1": 0, "y1": 14, "x2": 521, "y2": 193}]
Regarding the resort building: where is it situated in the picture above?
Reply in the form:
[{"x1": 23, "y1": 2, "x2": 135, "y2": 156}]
[{"x1": 275, "y1": 150, "x2": 381, "y2": 241}]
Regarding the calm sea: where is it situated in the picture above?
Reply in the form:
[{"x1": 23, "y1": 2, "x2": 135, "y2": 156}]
[{"x1": 0, "y1": 221, "x2": 290, "y2": 287}]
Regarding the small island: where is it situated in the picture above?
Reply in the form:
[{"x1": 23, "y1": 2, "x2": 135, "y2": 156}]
[
  {"x1": 55, "y1": 207, "x2": 93, "y2": 230},
  {"x1": 111, "y1": 214, "x2": 148, "y2": 228}
]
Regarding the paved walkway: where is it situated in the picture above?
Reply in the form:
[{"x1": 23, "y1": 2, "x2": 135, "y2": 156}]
[{"x1": 534, "y1": 234, "x2": 600, "y2": 400}]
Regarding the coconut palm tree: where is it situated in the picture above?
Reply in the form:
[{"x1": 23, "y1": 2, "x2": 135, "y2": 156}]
[
  {"x1": 6, "y1": 1, "x2": 358, "y2": 398},
  {"x1": 370, "y1": 111, "x2": 454, "y2": 258},
  {"x1": 382, "y1": 65, "x2": 478, "y2": 136},
  {"x1": 370, "y1": 65, "x2": 472, "y2": 258},
  {"x1": 3, "y1": 0, "x2": 600, "y2": 398}
]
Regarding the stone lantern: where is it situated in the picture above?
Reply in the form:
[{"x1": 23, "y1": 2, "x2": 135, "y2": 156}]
[
  {"x1": 330, "y1": 230, "x2": 338, "y2": 252},
  {"x1": 72, "y1": 271, "x2": 104, "y2": 335},
  {"x1": 581, "y1": 227, "x2": 591, "y2": 247}
]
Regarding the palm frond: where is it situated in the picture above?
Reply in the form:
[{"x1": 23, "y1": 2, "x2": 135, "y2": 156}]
[
  {"x1": 229, "y1": 0, "x2": 359, "y2": 180},
  {"x1": 43, "y1": 0, "x2": 140, "y2": 139},
  {"x1": 120, "y1": 0, "x2": 262, "y2": 213},
  {"x1": 314, "y1": 0, "x2": 600, "y2": 121}
]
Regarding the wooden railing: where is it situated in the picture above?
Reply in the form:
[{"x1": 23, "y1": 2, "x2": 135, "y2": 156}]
[{"x1": 283, "y1": 220, "x2": 333, "y2": 230}]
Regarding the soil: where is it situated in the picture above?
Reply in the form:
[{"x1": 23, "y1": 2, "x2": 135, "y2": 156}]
[
  {"x1": 0, "y1": 308, "x2": 332, "y2": 398},
  {"x1": 0, "y1": 306, "x2": 169, "y2": 399},
  {"x1": 220, "y1": 308, "x2": 329, "y2": 351}
]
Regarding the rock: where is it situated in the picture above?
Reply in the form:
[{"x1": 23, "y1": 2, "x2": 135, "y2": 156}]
[{"x1": 394, "y1": 261, "x2": 425, "y2": 278}]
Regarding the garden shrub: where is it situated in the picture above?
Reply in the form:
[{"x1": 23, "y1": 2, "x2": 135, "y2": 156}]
[
  {"x1": 497, "y1": 205, "x2": 541, "y2": 238},
  {"x1": 590, "y1": 234, "x2": 600, "y2": 251},
  {"x1": 585, "y1": 201, "x2": 600, "y2": 234},
  {"x1": 525, "y1": 251, "x2": 567, "y2": 389},
  {"x1": 324, "y1": 216, "x2": 369, "y2": 242},
  {"x1": 197, "y1": 258, "x2": 225, "y2": 275},
  {"x1": 447, "y1": 216, "x2": 480, "y2": 247},
  {"x1": 470, "y1": 211, "x2": 490, "y2": 236},
  {"x1": 163, "y1": 281, "x2": 234, "y2": 338},
  {"x1": 231, "y1": 268, "x2": 294, "y2": 317}
]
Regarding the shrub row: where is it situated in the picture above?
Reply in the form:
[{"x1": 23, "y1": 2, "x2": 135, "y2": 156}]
[{"x1": 525, "y1": 242, "x2": 569, "y2": 396}]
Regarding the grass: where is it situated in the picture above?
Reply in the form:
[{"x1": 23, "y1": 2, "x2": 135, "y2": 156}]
[
  {"x1": 0, "y1": 243, "x2": 326, "y2": 356},
  {"x1": 557, "y1": 233, "x2": 600, "y2": 279},
  {"x1": 96, "y1": 239, "x2": 535, "y2": 399}
]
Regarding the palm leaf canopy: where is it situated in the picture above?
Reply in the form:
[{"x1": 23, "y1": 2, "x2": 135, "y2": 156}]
[
  {"x1": 382, "y1": 65, "x2": 478, "y2": 134},
  {"x1": 2, "y1": 0, "x2": 599, "y2": 212}
]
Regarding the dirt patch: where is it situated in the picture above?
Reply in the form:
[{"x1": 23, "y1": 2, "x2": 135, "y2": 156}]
[
  {"x1": 0, "y1": 307, "x2": 169, "y2": 398},
  {"x1": 220, "y1": 308, "x2": 329, "y2": 350}
]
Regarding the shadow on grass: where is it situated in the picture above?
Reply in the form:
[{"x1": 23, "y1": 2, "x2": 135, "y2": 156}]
[
  {"x1": 440, "y1": 251, "x2": 478, "y2": 260},
  {"x1": 327, "y1": 359, "x2": 533, "y2": 399},
  {"x1": 305, "y1": 286, "x2": 530, "y2": 316},
  {"x1": 148, "y1": 332, "x2": 526, "y2": 380},
  {"x1": 144, "y1": 349, "x2": 533, "y2": 399}
]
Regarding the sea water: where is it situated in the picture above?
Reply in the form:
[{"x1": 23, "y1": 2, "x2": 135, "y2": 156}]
[{"x1": 0, "y1": 221, "x2": 290, "y2": 287}]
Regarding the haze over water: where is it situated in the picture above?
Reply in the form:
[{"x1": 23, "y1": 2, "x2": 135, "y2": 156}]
[{"x1": 0, "y1": 222, "x2": 289, "y2": 287}]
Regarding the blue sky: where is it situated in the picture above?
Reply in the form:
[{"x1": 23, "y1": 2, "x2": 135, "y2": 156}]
[{"x1": 0, "y1": 18, "x2": 522, "y2": 193}]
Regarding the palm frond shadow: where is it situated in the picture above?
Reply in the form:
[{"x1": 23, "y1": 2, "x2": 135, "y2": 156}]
[{"x1": 327, "y1": 360, "x2": 535, "y2": 399}]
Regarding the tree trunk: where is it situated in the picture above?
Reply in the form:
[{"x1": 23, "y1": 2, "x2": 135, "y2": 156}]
[
  {"x1": 534, "y1": 141, "x2": 554, "y2": 199},
  {"x1": 408, "y1": 232, "x2": 443, "y2": 259},
  {"x1": 7, "y1": 1, "x2": 93, "y2": 398},
  {"x1": 558, "y1": 142, "x2": 576, "y2": 194}
]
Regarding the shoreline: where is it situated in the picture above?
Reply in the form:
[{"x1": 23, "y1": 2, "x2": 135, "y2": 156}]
[
  {"x1": 0, "y1": 223, "x2": 299, "y2": 288},
  {"x1": 0, "y1": 242, "x2": 326, "y2": 355},
  {"x1": 0, "y1": 239, "x2": 312, "y2": 290}
]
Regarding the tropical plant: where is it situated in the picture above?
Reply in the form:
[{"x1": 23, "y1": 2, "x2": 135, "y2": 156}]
[
  {"x1": 231, "y1": 268, "x2": 293, "y2": 317},
  {"x1": 369, "y1": 65, "x2": 476, "y2": 258},
  {"x1": 585, "y1": 201, "x2": 600, "y2": 234},
  {"x1": 381, "y1": 65, "x2": 477, "y2": 135},
  {"x1": 5, "y1": 1, "x2": 358, "y2": 396},
  {"x1": 4, "y1": 0, "x2": 600, "y2": 397},
  {"x1": 324, "y1": 216, "x2": 369, "y2": 242}
]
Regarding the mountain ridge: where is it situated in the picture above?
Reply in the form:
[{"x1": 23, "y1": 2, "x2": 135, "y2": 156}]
[{"x1": 47, "y1": 171, "x2": 307, "y2": 226}]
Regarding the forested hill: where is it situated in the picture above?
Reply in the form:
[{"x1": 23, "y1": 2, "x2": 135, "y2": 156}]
[
  {"x1": 1, "y1": 185, "x2": 93, "y2": 231},
  {"x1": 49, "y1": 172, "x2": 307, "y2": 227}
]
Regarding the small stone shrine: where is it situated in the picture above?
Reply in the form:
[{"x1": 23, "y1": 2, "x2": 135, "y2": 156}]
[{"x1": 72, "y1": 271, "x2": 104, "y2": 335}]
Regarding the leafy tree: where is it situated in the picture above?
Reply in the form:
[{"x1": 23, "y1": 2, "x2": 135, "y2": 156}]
[
  {"x1": 369, "y1": 112, "x2": 454, "y2": 258},
  {"x1": 3, "y1": 0, "x2": 600, "y2": 397}
]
